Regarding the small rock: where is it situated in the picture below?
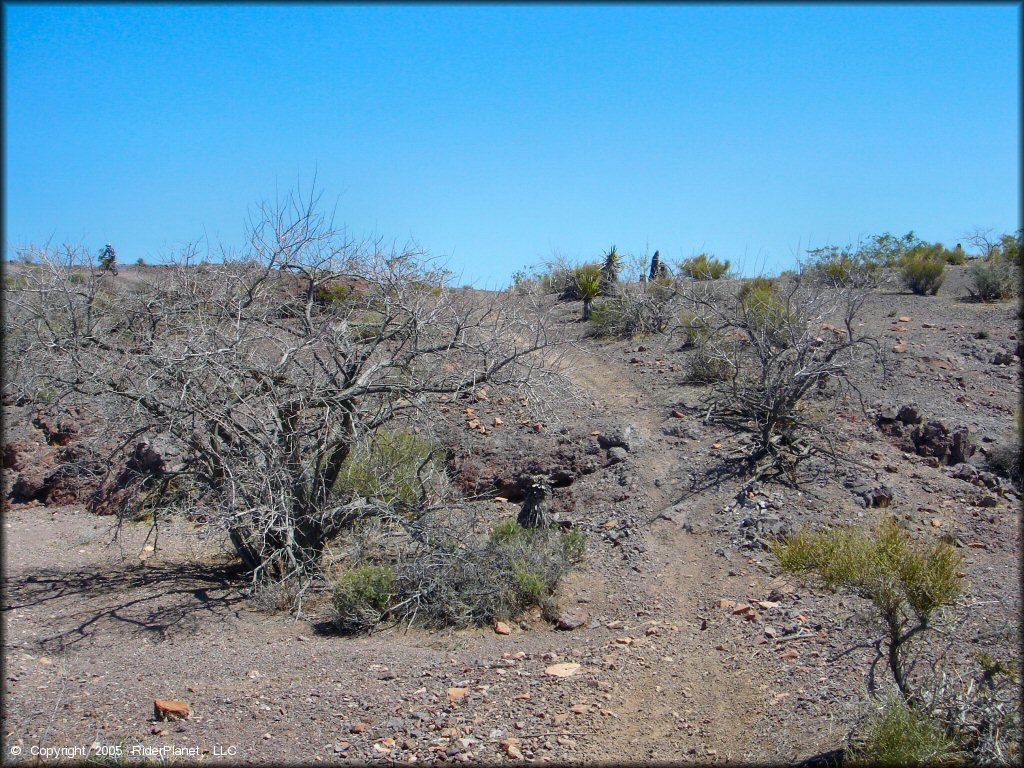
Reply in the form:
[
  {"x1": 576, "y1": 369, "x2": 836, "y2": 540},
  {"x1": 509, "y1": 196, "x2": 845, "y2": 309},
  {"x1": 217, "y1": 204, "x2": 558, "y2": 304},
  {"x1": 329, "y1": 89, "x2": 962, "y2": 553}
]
[
  {"x1": 350, "y1": 722, "x2": 369, "y2": 734},
  {"x1": 500, "y1": 738, "x2": 523, "y2": 760},
  {"x1": 447, "y1": 687, "x2": 469, "y2": 703},
  {"x1": 556, "y1": 607, "x2": 589, "y2": 631},
  {"x1": 153, "y1": 699, "x2": 190, "y2": 722},
  {"x1": 494, "y1": 621, "x2": 512, "y2": 635},
  {"x1": 607, "y1": 446, "x2": 628, "y2": 464},
  {"x1": 544, "y1": 662, "x2": 581, "y2": 678}
]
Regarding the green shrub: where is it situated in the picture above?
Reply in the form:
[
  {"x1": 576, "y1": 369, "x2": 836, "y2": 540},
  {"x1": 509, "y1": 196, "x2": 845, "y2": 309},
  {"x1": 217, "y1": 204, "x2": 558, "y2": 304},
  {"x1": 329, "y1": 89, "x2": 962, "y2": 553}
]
[
  {"x1": 330, "y1": 519, "x2": 585, "y2": 634},
  {"x1": 335, "y1": 430, "x2": 440, "y2": 507},
  {"x1": 686, "y1": 343, "x2": 733, "y2": 383},
  {"x1": 944, "y1": 244, "x2": 967, "y2": 265},
  {"x1": 858, "y1": 231, "x2": 921, "y2": 267},
  {"x1": 807, "y1": 246, "x2": 880, "y2": 287},
  {"x1": 679, "y1": 253, "x2": 730, "y2": 280},
  {"x1": 315, "y1": 281, "x2": 355, "y2": 306},
  {"x1": 772, "y1": 516, "x2": 962, "y2": 701},
  {"x1": 588, "y1": 282, "x2": 675, "y2": 338},
  {"x1": 679, "y1": 310, "x2": 711, "y2": 347},
  {"x1": 995, "y1": 230, "x2": 1022, "y2": 265},
  {"x1": 3, "y1": 274, "x2": 30, "y2": 290},
  {"x1": 986, "y1": 442, "x2": 1022, "y2": 485},
  {"x1": 968, "y1": 262, "x2": 1015, "y2": 302},
  {"x1": 331, "y1": 564, "x2": 394, "y2": 633},
  {"x1": 560, "y1": 527, "x2": 587, "y2": 563},
  {"x1": 846, "y1": 697, "x2": 960, "y2": 767},
  {"x1": 738, "y1": 277, "x2": 789, "y2": 339},
  {"x1": 900, "y1": 251, "x2": 946, "y2": 295}
]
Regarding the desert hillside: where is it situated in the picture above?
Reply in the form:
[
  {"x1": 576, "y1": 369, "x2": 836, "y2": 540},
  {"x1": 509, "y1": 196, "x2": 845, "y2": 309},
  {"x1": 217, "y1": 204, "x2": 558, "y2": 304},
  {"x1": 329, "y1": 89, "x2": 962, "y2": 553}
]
[{"x1": 2, "y1": 252, "x2": 1020, "y2": 765}]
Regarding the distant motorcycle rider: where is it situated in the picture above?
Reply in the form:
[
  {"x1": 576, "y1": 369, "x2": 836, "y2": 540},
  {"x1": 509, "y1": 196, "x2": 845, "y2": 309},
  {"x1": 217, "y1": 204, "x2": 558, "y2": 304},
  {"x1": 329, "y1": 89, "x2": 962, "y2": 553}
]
[{"x1": 99, "y1": 243, "x2": 118, "y2": 274}]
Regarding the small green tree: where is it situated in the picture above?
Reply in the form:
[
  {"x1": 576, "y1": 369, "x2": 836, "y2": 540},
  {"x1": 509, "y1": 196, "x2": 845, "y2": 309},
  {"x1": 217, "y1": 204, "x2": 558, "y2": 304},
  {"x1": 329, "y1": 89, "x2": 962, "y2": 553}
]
[{"x1": 772, "y1": 516, "x2": 962, "y2": 702}]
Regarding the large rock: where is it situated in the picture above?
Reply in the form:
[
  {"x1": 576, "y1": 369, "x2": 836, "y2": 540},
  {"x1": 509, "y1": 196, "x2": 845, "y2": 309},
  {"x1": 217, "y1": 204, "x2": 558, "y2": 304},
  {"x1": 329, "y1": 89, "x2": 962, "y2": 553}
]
[
  {"x1": 449, "y1": 431, "x2": 600, "y2": 502},
  {"x1": 911, "y1": 421, "x2": 976, "y2": 465},
  {"x1": 597, "y1": 423, "x2": 645, "y2": 453}
]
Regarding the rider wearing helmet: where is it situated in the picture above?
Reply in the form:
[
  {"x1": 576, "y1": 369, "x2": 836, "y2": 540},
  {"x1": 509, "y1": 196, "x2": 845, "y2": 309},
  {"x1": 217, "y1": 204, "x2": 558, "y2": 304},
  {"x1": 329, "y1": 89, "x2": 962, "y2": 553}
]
[{"x1": 99, "y1": 243, "x2": 117, "y2": 273}]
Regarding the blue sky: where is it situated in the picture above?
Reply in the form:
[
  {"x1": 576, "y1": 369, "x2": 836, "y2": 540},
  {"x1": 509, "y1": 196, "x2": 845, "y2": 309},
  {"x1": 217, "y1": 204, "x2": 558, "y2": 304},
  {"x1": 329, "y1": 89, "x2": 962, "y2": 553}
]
[{"x1": 4, "y1": 4, "x2": 1020, "y2": 285}]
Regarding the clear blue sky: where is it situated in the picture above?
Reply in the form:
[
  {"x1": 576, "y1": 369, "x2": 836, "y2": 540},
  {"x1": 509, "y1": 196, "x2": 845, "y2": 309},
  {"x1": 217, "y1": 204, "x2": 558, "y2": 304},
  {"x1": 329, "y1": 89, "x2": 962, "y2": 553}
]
[{"x1": 4, "y1": 3, "x2": 1020, "y2": 285}]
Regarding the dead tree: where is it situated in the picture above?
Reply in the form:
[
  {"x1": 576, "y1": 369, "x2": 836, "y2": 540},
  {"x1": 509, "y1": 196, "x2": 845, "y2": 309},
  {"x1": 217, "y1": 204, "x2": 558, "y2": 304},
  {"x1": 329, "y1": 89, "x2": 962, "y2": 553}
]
[{"x1": 4, "y1": 186, "x2": 574, "y2": 600}]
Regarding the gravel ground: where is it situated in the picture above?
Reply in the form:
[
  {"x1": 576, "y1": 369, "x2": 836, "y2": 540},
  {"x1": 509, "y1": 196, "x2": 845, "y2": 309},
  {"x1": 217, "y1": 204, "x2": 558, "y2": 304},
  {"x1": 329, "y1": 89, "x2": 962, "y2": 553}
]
[{"x1": 2, "y1": 264, "x2": 1020, "y2": 765}]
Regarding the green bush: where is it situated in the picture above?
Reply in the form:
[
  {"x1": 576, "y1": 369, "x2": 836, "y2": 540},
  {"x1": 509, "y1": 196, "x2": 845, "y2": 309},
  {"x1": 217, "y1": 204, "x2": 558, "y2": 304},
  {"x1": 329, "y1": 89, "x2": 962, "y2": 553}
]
[
  {"x1": 679, "y1": 253, "x2": 730, "y2": 280},
  {"x1": 994, "y1": 230, "x2": 1022, "y2": 265},
  {"x1": 772, "y1": 516, "x2": 962, "y2": 701},
  {"x1": 679, "y1": 310, "x2": 711, "y2": 347},
  {"x1": 738, "y1": 277, "x2": 789, "y2": 340},
  {"x1": 314, "y1": 281, "x2": 356, "y2": 306},
  {"x1": 588, "y1": 282, "x2": 676, "y2": 339},
  {"x1": 331, "y1": 564, "x2": 394, "y2": 633},
  {"x1": 807, "y1": 246, "x2": 880, "y2": 287},
  {"x1": 858, "y1": 231, "x2": 921, "y2": 267},
  {"x1": 986, "y1": 442, "x2": 1022, "y2": 485},
  {"x1": 968, "y1": 262, "x2": 1015, "y2": 302},
  {"x1": 686, "y1": 343, "x2": 733, "y2": 383},
  {"x1": 335, "y1": 430, "x2": 440, "y2": 508},
  {"x1": 330, "y1": 520, "x2": 585, "y2": 634},
  {"x1": 900, "y1": 251, "x2": 946, "y2": 295},
  {"x1": 807, "y1": 232, "x2": 920, "y2": 286},
  {"x1": 846, "y1": 697, "x2": 960, "y2": 767}
]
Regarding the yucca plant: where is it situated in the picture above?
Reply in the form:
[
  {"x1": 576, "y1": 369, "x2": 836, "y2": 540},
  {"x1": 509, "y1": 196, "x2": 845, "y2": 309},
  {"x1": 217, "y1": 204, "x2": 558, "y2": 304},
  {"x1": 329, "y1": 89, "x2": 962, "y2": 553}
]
[
  {"x1": 573, "y1": 263, "x2": 603, "y2": 321},
  {"x1": 600, "y1": 245, "x2": 621, "y2": 295}
]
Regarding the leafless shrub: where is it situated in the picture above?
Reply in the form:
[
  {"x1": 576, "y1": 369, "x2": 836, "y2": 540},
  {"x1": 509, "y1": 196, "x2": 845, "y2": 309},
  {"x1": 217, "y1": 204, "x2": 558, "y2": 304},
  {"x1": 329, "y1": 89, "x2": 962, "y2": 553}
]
[
  {"x1": 588, "y1": 279, "x2": 678, "y2": 338},
  {"x1": 918, "y1": 656, "x2": 1021, "y2": 766},
  {"x1": 4, "y1": 186, "x2": 575, "y2": 610},
  {"x1": 683, "y1": 272, "x2": 883, "y2": 482}
]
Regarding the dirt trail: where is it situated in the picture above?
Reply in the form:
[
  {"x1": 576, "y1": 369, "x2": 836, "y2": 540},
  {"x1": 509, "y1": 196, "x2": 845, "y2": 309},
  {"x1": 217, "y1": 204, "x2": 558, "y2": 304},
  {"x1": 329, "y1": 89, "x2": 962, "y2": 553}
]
[{"x1": 564, "y1": 344, "x2": 766, "y2": 760}]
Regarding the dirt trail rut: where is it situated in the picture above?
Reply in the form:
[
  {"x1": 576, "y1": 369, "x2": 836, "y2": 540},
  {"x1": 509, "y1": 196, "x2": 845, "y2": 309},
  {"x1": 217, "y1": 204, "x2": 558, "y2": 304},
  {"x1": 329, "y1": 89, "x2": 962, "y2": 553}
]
[{"x1": 564, "y1": 345, "x2": 766, "y2": 760}]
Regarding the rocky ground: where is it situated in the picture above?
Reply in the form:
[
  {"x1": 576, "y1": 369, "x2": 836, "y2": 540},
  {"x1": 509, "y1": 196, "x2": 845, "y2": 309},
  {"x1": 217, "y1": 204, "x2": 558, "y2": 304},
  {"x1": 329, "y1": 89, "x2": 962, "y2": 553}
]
[{"x1": 2, "y1": 264, "x2": 1020, "y2": 765}]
